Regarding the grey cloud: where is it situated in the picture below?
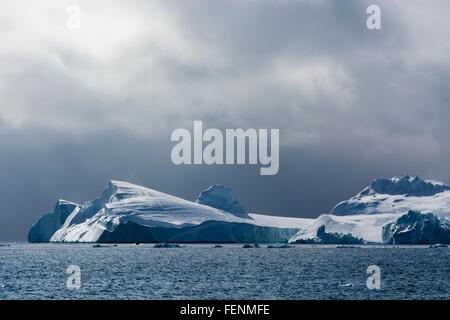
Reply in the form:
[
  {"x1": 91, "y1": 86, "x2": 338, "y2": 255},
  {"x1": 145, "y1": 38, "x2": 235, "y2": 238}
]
[{"x1": 1, "y1": 0, "x2": 450, "y2": 240}]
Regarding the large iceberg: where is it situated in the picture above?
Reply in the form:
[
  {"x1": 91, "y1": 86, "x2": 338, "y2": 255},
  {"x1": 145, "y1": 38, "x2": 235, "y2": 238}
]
[
  {"x1": 289, "y1": 176, "x2": 450, "y2": 244},
  {"x1": 28, "y1": 180, "x2": 311, "y2": 243},
  {"x1": 30, "y1": 176, "x2": 450, "y2": 245}
]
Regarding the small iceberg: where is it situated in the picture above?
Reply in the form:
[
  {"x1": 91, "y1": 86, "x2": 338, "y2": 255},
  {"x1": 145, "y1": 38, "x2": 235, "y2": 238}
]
[
  {"x1": 267, "y1": 243, "x2": 291, "y2": 249},
  {"x1": 92, "y1": 244, "x2": 116, "y2": 248},
  {"x1": 336, "y1": 245, "x2": 362, "y2": 249},
  {"x1": 291, "y1": 225, "x2": 365, "y2": 245},
  {"x1": 428, "y1": 244, "x2": 448, "y2": 248},
  {"x1": 242, "y1": 244, "x2": 261, "y2": 248},
  {"x1": 338, "y1": 283, "x2": 355, "y2": 287},
  {"x1": 153, "y1": 242, "x2": 182, "y2": 248}
]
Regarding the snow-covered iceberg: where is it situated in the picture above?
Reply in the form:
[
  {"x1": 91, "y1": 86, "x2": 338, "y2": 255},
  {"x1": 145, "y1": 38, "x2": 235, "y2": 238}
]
[
  {"x1": 289, "y1": 176, "x2": 450, "y2": 244},
  {"x1": 292, "y1": 225, "x2": 365, "y2": 244},
  {"x1": 289, "y1": 212, "x2": 400, "y2": 243},
  {"x1": 331, "y1": 175, "x2": 450, "y2": 217},
  {"x1": 28, "y1": 180, "x2": 311, "y2": 243},
  {"x1": 382, "y1": 210, "x2": 450, "y2": 244},
  {"x1": 30, "y1": 175, "x2": 450, "y2": 245}
]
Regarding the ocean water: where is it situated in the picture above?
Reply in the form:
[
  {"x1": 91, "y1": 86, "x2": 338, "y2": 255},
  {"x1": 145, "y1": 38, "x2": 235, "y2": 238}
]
[{"x1": 0, "y1": 243, "x2": 449, "y2": 300}]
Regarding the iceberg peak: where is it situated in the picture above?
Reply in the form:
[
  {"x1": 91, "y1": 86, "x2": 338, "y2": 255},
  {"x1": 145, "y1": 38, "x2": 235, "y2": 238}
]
[
  {"x1": 28, "y1": 199, "x2": 81, "y2": 243},
  {"x1": 196, "y1": 184, "x2": 248, "y2": 218},
  {"x1": 55, "y1": 199, "x2": 79, "y2": 207},
  {"x1": 366, "y1": 175, "x2": 450, "y2": 197},
  {"x1": 101, "y1": 180, "x2": 165, "y2": 204}
]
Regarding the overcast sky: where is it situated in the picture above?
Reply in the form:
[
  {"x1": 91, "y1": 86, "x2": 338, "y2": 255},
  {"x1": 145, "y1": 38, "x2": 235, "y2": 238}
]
[{"x1": 1, "y1": 0, "x2": 450, "y2": 241}]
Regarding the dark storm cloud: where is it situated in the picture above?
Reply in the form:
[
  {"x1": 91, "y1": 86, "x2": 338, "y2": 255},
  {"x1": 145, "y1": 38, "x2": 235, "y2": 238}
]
[{"x1": 1, "y1": 0, "x2": 450, "y2": 240}]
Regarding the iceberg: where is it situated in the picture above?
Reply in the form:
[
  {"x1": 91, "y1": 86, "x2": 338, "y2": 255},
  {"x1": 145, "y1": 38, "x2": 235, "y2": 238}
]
[
  {"x1": 289, "y1": 175, "x2": 450, "y2": 244},
  {"x1": 153, "y1": 243, "x2": 182, "y2": 248},
  {"x1": 92, "y1": 244, "x2": 117, "y2": 248},
  {"x1": 289, "y1": 212, "x2": 398, "y2": 243},
  {"x1": 267, "y1": 243, "x2": 291, "y2": 248},
  {"x1": 382, "y1": 210, "x2": 450, "y2": 244},
  {"x1": 29, "y1": 175, "x2": 450, "y2": 245},
  {"x1": 242, "y1": 243, "x2": 260, "y2": 248},
  {"x1": 291, "y1": 225, "x2": 365, "y2": 244},
  {"x1": 331, "y1": 175, "x2": 450, "y2": 217},
  {"x1": 335, "y1": 245, "x2": 362, "y2": 249},
  {"x1": 428, "y1": 244, "x2": 449, "y2": 248},
  {"x1": 29, "y1": 180, "x2": 312, "y2": 243}
]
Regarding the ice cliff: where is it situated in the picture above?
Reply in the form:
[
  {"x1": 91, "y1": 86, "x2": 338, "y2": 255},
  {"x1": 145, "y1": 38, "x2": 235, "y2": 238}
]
[
  {"x1": 28, "y1": 200, "x2": 82, "y2": 242},
  {"x1": 382, "y1": 210, "x2": 450, "y2": 244}
]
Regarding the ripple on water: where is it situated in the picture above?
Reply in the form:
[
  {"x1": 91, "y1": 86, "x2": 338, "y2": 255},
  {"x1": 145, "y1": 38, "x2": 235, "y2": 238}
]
[{"x1": 0, "y1": 244, "x2": 448, "y2": 299}]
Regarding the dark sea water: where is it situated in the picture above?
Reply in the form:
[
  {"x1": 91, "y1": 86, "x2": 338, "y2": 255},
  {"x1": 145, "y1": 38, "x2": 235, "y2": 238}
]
[{"x1": 0, "y1": 243, "x2": 449, "y2": 300}]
